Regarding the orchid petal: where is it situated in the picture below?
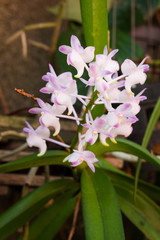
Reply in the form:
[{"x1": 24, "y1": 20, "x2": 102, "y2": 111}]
[
  {"x1": 121, "y1": 59, "x2": 136, "y2": 74},
  {"x1": 27, "y1": 135, "x2": 47, "y2": 156},
  {"x1": 107, "y1": 49, "x2": 119, "y2": 58},
  {"x1": 99, "y1": 133, "x2": 109, "y2": 146},
  {"x1": 29, "y1": 107, "x2": 42, "y2": 114},
  {"x1": 125, "y1": 71, "x2": 147, "y2": 94},
  {"x1": 59, "y1": 45, "x2": 72, "y2": 54},
  {"x1": 40, "y1": 113, "x2": 60, "y2": 136},
  {"x1": 67, "y1": 51, "x2": 85, "y2": 78},
  {"x1": 49, "y1": 64, "x2": 56, "y2": 76},
  {"x1": 103, "y1": 46, "x2": 108, "y2": 55},
  {"x1": 81, "y1": 46, "x2": 95, "y2": 63},
  {"x1": 71, "y1": 35, "x2": 83, "y2": 52},
  {"x1": 53, "y1": 92, "x2": 73, "y2": 115},
  {"x1": 35, "y1": 126, "x2": 50, "y2": 138}
]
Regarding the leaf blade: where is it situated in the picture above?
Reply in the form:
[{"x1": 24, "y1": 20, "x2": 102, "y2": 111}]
[
  {"x1": 0, "y1": 150, "x2": 69, "y2": 173},
  {"x1": 0, "y1": 179, "x2": 79, "y2": 240},
  {"x1": 116, "y1": 184, "x2": 160, "y2": 240},
  {"x1": 88, "y1": 138, "x2": 160, "y2": 169},
  {"x1": 81, "y1": 168, "x2": 125, "y2": 240}
]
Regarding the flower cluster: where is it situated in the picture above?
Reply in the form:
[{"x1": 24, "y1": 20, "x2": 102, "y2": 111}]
[{"x1": 24, "y1": 35, "x2": 149, "y2": 172}]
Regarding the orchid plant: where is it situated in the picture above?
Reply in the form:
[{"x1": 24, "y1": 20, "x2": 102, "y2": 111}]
[
  {"x1": 1, "y1": 1, "x2": 160, "y2": 240},
  {"x1": 24, "y1": 35, "x2": 148, "y2": 173}
]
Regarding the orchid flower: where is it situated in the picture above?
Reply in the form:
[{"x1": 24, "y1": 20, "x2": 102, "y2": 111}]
[
  {"x1": 82, "y1": 112, "x2": 106, "y2": 145},
  {"x1": 121, "y1": 57, "x2": 149, "y2": 94},
  {"x1": 23, "y1": 121, "x2": 70, "y2": 156},
  {"x1": 119, "y1": 88, "x2": 147, "y2": 115},
  {"x1": 99, "y1": 122, "x2": 133, "y2": 145},
  {"x1": 23, "y1": 121, "x2": 50, "y2": 156},
  {"x1": 96, "y1": 47, "x2": 119, "y2": 81},
  {"x1": 29, "y1": 98, "x2": 81, "y2": 136},
  {"x1": 59, "y1": 35, "x2": 95, "y2": 77},
  {"x1": 96, "y1": 104, "x2": 137, "y2": 144},
  {"x1": 64, "y1": 135, "x2": 98, "y2": 172},
  {"x1": 41, "y1": 66, "x2": 77, "y2": 115},
  {"x1": 105, "y1": 103, "x2": 138, "y2": 126},
  {"x1": 23, "y1": 35, "x2": 148, "y2": 172}
]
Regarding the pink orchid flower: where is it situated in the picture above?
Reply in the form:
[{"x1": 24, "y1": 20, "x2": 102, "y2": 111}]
[
  {"x1": 59, "y1": 35, "x2": 95, "y2": 77},
  {"x1": 121, "y1": 57, "x2": 149, "y2": 94}
]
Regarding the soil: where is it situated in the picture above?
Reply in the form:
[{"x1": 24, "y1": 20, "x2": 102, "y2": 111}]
[{"x1": 0, "y1": 0, "x2": 59, "y2": 114}]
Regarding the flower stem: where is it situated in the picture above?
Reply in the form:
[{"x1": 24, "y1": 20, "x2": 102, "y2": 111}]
[{"x1": 70, "y1": 90, "x2": 98, "y2": 150}]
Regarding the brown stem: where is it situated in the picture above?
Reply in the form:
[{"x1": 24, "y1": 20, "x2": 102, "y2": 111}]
[
  {"x1": 57, "y1": 134, "x2": 71, "y2": 153},
  {"x1": 15, "y1": 88, "x2": 37, "y2": 101},
  {"x1": 67, "y1": 194, "x2": 81, "y2": 240}
]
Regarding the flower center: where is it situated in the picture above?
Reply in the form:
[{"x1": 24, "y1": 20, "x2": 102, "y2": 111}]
[{"x1": 80, "y1": 157, "x2": 84, "y2": 162}]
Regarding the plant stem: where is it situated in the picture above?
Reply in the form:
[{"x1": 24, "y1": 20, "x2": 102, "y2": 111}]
[
  {"x1": 67, "y1": 194, "x2": 81, "y2": 240},
  {"x1": 70, "y1": 91, "x2": 98, "y2": 150}
]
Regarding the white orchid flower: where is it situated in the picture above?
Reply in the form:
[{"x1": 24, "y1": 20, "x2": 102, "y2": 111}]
[
  {"x1": 41, "y1": 66, "x2": 77, "y2": 115},
  {"x1": 59, "y1": 35, "x2": 95, "y2": 77},
  {"x1": 29, "y1": 98, "x2": 81, "y2": 136},
  {"x1": 64, "y1": 135, "x2": 98, "y2": 172},
  {"x1": 121, "y1": 57, "x2": 149, "y2": 94},
  {"x1": 23, "y1": 121, "x2": 70, "y2": 156},
  {"x1": 23, "y1": 121, "x2": 50, "y2": 156},
  {"x1": 119, "y1": 88, "x2": 147, "y2": 115},
  {"x1": 82, "y1": 112, "x2": 106, "y2": 145}
]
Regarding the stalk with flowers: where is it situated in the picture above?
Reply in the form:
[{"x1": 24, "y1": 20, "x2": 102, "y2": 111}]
[
  {"x1": 24, "y1": 34, "x2": 148, "y2": 174},
  {"x1": 0, "y1": 0, "x2": 160, "y2": 240}
]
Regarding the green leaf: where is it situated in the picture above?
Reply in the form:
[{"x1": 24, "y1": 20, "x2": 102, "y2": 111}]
[
  {"x1": 18, "y1": 189, "x2": 79, "y2": 240},
  {"x1": 108, "y1": 0, "x2": 158, "y2": 32},
  {"x1": 0, "y1": 150, "x2": 69, "y2": 173},
  {"x1": 115, "y1": 184, "x2": 160, "y2": 239},
  {"x1": 97, "y1": 158, "x2": 160, "y2": 238},
  {"x1": 98, "y1": 157, "x2": 160, "y2": 203},
  {"x1": 111, "y1": 30, "x2": 144, "y2": 63},
  {"x1": 91, "y1": 104, "x2": 105, "y2": 120},
  {"x1": 81, "y1": 168, "x2": 125, "y2": 240},
  {"x1": 88, "y1": 138, "x2": 160, "y2": 169},
  {"x1": 0, "y1": 179, "x2": 79, "y2": 240},
  {"x1": 80, "y1": 0, "x2": 108, "y2": 53},
  {"x1": 134, "y1": 97, "x2": 160, "y2": 199},
  {"x1": 142, "y1": 97, "x2": 160, "y2": 148}
]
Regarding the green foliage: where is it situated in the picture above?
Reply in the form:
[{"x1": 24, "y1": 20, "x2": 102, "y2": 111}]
[
  {"x1": 98, "y1": 158, "x2": 160, "y2": 239},
  {"x1": 88, "y1": 138, "x2": 160, "y2": 169},
  {"x1": 134, "y1": 98, "x2": 160, "y2": 200},
  {"x1": 116, "y1": 183, "x2": 160, "y2": 239},
  {"x1": 98, "y1": 157, "x2": 160, "y2": 204},
  {"x1": 0, "y1": 150, "x2": 69, "y2": 173},
  {"x1": 81, "y1": 168, "x2": 125, "y2": 240},
  {"x1": 110, "y1": 30, "x2": 144, "y2": 63},
  {"x1": 0, "y1": 179, "x2": 79, "y2": 240},
  {"x1": 18, "y1": 189, "x2": 79, "y2": 240},
  {"x1": 142, "y1": 97, "x2": 160, "y2": 148},
  {"x1": 108, "y1": 0, "x2": 158, "y2": 32}
]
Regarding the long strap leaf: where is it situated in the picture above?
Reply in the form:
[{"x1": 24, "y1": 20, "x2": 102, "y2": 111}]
[
  {"x1": 0, "y1": 179, "x2": 79, "y2": 240},
  {"x1": 81, "y1": 168, "x2": 125, "y2": 240},
  {"x1": 134, "y1": 97, "x2": 160, "y2": 198}
]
